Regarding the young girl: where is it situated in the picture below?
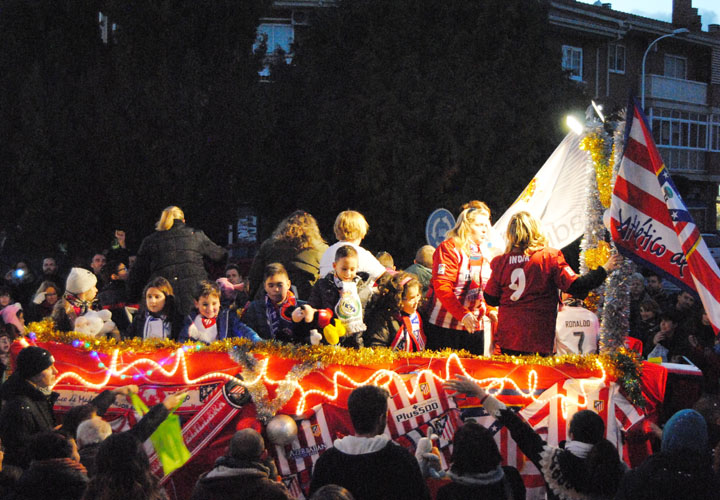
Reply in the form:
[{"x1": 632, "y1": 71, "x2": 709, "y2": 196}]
[
  {"x1": 52, "y1": 267, "x2": 100, "y2": 332},
  {"x1": 484, "y1": 211, "x2": 621, "y2": 355},
  {"x1": 364, "y1": 272, "x2": 426, "y2": 351},
  {"x1": 425, "y1": 205, "x2": 493, "y2": 354},
  {"x1": 179, "y1": 281, "x2": 261, "y2": 344},
  {"x1": 124, "y1": 277, "x2": 181, "y2": 340}
]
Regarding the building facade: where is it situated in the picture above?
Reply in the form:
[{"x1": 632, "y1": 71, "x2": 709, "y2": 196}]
[
  {"x1": 548, "y1": 0, "x2": 720, "y2": 230},
  {"x1": 259, "y1": 0, "x2": 720, "y2": 229}
]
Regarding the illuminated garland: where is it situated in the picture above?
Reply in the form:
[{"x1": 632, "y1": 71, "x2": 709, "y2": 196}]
[{"x1": 27, "y1": 321, "x2": 645, "y2": 408}]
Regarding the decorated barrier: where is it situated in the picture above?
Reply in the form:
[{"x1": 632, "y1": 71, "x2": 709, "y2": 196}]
[{"x1": 17, "y1": 322, "x2": 656, "y2": 500}]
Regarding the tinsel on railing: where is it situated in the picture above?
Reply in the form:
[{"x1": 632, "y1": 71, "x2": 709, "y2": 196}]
[
  {"x1": 599, "y1": 114, "x2": 635, "y2": 353},
  {"x1": 25, "y1": 320, "x2": 647, "y2": 408}
]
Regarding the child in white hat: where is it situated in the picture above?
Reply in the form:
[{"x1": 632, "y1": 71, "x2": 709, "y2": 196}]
[{"x1": 51, "y1": 267, "x2": 99, "y2": 331}]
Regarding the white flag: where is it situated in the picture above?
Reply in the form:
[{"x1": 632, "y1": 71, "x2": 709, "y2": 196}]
[{"x1": 492, "y1": 133, "x2": 589, "y2": 251}]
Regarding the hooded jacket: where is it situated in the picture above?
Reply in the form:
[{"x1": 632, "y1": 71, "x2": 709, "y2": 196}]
[{"x1": 309, "y1": 434, "x2": 431, "y2": 500}]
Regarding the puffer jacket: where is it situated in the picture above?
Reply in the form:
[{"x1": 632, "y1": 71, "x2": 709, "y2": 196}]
[
  {"x1": 130, "y1": 220, "x2": 227, "y2": 315},
  {"x1": 0, "y1": 373, "x2": 59, "y2": 468}
]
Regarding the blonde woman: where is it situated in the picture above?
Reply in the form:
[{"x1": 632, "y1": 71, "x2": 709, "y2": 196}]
[
  {"x1": 129, "y1": 206, "x2": 227, "y2": 315},
  {"x1": 248, "y1": 210, "x2": 329, "y2": 300},
  {"x1": 484, "y1": 211, "x2": 621, "y2": 355},
  {"x1": 425, "y1": 205, "x2": 493, "y2": 354}
]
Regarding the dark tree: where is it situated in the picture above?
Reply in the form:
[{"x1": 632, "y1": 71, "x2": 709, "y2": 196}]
[{"x1": 258, "y1": 0, "x2": 586, "y2": 263}]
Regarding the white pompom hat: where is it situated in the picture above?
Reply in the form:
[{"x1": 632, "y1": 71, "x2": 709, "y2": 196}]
[{"x1": 65, "y1": 267, "x2": 97, "y2": 295}]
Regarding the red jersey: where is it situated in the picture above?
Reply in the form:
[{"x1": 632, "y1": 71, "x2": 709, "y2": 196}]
[
  {"x1": 426, "y1": 239, "x2": 488, "y2": 330},
  {"x1": 485, "y1": 247, "x2": 578, "y2": 354}
]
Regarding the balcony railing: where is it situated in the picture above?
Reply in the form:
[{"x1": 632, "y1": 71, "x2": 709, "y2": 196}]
[{"x1": 645, "y1": 74, "x2": 708, "y2": 106}]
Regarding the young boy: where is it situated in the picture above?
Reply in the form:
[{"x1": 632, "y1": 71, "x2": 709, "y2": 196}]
[
  {"x1": 241, "y1": 263, "x2": 314, "y2": 343},
  {"x1": 308, "y1": 245, "x2": 373, "y2": 348},
  {"x1": 647, "y1": 312, "x2": 682, "y2": 362},
  {"x1": 179, "y1": 281, "x2": 261, "y2": 344}
]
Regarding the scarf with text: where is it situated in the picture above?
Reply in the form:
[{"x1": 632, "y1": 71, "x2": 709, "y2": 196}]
[{"x1": 389, "y1": 312, "x2": 426, "y2": 352}]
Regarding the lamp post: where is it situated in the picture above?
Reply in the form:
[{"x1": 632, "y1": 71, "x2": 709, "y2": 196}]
[{"x1": 641, "y1": 28, "x2": 689, "y2": 110}]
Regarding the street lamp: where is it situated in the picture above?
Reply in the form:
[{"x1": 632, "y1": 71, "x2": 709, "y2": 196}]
[{"x1": 641, "y1": 28, "x2": 689, "y2": 110}]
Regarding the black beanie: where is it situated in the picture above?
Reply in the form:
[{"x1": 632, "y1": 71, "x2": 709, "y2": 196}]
[{"x1": 16, "y1": 346, "x2": 54, "y2": 379}]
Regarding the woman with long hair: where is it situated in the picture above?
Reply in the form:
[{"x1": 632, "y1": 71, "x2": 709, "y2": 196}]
[
  {"x1": 425, "y1": 204, "x2": 493, "y2": 354},
  {"x1": 82, "y1": 433, "x2": 167, "y2": 500},
  {"x1": 248, "y1": 210, "x2": 328, "y2": 300},
  {"x1": 484, "y1": 211, "x2": 621, "y2": 355}
]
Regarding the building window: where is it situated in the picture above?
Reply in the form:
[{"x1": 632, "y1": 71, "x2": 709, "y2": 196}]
[
  {"x1": 710, "y1": 115, "x2": 720, "y2": 152},
  {"x1": 562, "y1": 45, "x2": 583, "y2": 81},
  {"x1": 254, "y1": 22, "x2": 294, "y2": 78},
  {"x1": 650, "y1": 107, "x2": 709, "y2": 171},
  {"x1": 608, "y1": 44, "x2": 625, "y2": 73},
  {"x1": 664, "y1": 55, "x2": 687, "y2": 79}
]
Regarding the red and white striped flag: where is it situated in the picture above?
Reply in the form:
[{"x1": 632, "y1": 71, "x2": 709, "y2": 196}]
[{"x1": 610, "y1": 97, "x2": 720, "y2": 334}]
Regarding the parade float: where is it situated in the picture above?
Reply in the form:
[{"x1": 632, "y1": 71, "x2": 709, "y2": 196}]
[
  {"x1": 18, "y1": 320, "x2": 662, "y2": 500},
  {"x1": 18, "y1": 99, "x2": 719, "y2": 500}
]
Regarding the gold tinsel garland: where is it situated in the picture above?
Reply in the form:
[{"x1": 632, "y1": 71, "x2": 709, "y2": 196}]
[
  {"x1": 580, "y1": 133, "x2": 613, "y2": 209},
  {"x1": 583, "y1": 240, "x2": 611, "y2": 271},
  {"x1": 25, "y1": 320, "x2": 645, "y2": 406}
]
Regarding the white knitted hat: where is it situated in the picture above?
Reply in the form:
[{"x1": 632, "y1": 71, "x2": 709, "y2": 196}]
[{"x1": 65, "y1": 267, "x2": 97, "y2": 295}]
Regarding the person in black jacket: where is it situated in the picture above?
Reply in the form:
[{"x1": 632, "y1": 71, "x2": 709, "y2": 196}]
[
  {"x1": 10, "y1": 431, "x2": 89, "y2": 500},
  {"x1": 435, "y1": 420, "x2": 525, "y2": 500},
  {"x1": 0, "y1": 346, "x2": 139, "y2": 469},
  {"x1": 129, "y1": 206, "x2": 227, "y2": 315},
  {"x1": 445, "y1": 376, "x2": 625, "y2": 500},
  {"x1": 309, "y1": 385, "x2": 431, "y2": 500}
]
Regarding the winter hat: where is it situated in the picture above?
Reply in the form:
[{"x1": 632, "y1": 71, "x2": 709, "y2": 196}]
[
  {"x1": 65, "y1": 267, "x2": 97, "y2": 295},
  {"x1": 0, "y1": 303, "x2": 24, "y2": 334},
  {"x1": 16, "y1": 346, "x2": 54, "y2": 379},
  {"x1": 662, "y1": 409, "x2": 708, "y2": 454}
]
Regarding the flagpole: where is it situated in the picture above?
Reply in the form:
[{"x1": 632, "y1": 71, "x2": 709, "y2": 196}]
[{"x1": 640, "y1": 28, "x2": 689, "y2": 110}]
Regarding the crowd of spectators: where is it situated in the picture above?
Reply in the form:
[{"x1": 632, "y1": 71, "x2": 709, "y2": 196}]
[{"x1": 0, "y1": 203, "x2": 718, "y2": 499}]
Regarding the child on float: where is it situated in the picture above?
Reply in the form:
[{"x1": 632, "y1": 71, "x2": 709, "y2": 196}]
[
  {"x1": 364, "y1": 272, "x2": 426, "y2": 351},
  {"x1": 318, "y1": 210, "x2": 387, "y2": 284},
  {"x1": 484, "y1": 211, "x2": 621, "y2": 356},
  {"x1": 51, "y1": 267, "x2": 100, "y2": 332},
  {"x1": 124, "y1": 277, "x2": 182, "y2": 340},
  {"x1": 309, "y1": 245, "x2": 373, "y2": 348},
  {"x1": 241, "y1": 263, "x2": 315, "y2": 343},
  {"x1": 179, "y1": 280, "x2": 261, "y2": 344}
]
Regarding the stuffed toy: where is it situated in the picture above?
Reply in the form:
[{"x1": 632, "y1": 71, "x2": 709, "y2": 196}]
[
  {"x1": 415, "y1": 433, "x2": 443, "y2": 479},
  {"x1": 281, "y1": 304, "x2": 348, "y2": 345},
  {"x1": 74, "y1": 309, "x2": 116, "y2": 338}
]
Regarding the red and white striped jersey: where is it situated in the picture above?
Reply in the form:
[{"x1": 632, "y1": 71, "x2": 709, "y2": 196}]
[{"x1": 427, "y1": 239, "x2": 488, "y2": 330}]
